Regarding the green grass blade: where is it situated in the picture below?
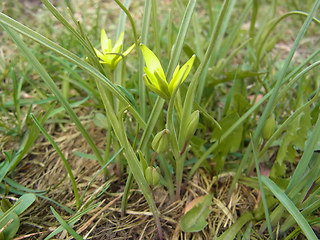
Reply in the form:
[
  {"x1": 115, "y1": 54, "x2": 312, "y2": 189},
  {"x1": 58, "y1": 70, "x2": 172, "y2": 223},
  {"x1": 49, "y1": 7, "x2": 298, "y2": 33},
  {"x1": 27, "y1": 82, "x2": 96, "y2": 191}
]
[
  {"x1": 44, "y1": 202, "x2": 100, "y2": 240},
  {"x1": 230, "y1": 0, "x2": 320, "y2": 195},
  {"x1": 216, "y1": 212, "x2": 253, "y2": 240},
  {"x1": 212, "y1": 0, "x2": 236, "y2": 62},
  {"x1": 116, "y1": 0, "x2": 130, "y2": 39},
  {"x1": 138, "y1": 0, "x2": 151, "y2": 119},
  {"x1": 262, "y1": 176, "x2": 317, "y2": 240},
  {"x1": 80, "y1": 147, "x2": 124, "y2": 206},
  {"x1": 251, "y1": 140, "x2": 273, "y2": 240},
  {"x1": 50, "y1": 207, "x2": 83, "y2": 240},
  {"x1": 1, "y1": 25, "x2": 105, "y2": 167},
  {"x1": 286, "y1": 109, "x2": 320, "y2": 194},
  {"x1": 179, "y1": 0, "x2": 230, "y2": 149},
  {"x1": 167, "y1": 0, "x2": 197, "y2": 80},
  {"x1": 138, "y1": 0, "x2": 196, "y2": 154},
  {"x1": 95, "y1": 79, "x2": 164, "y2": 239},
  {"x1": 151, "y1": 0, "x2": 160, "y2": 57},
  {"x1": 189, "y1": 58, "x2": 320, "y2": 178},
  {"x1": 4, "y1": 178, "x2": 47, "y2": 194},
  {"x1": 31, "y1": 114, "x2": 80, "y2": 210},
  {"x1": 0, "y1": 12, "x2": 146, "y2": 129},
  {"x1": 260, "y1": 90, "x2": 319, "y2": 157}
]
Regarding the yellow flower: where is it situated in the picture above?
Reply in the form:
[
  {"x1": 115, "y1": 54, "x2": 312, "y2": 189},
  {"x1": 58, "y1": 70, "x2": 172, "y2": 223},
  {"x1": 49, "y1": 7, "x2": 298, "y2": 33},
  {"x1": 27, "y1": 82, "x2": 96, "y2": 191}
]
[
  {"x1": 95, "y1": 29, "x2": 135, "y2": 70},
  {"x1": 140, "y1": 44, "x2": 195, "y2": 100}
]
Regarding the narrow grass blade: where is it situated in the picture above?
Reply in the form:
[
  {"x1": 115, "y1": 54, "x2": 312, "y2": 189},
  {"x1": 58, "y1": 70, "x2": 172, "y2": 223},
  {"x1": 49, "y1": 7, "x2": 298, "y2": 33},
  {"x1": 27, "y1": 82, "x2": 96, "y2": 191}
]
[
  {"x1": 80, "y1": 147, "x2": 124, "y2": 206},
  {"x1": 44, "y1": 202, "x2": 100, "y2": 240},
  {"x1": 138, "y1": 0, "x2": 196, "y2": 153},
  {"x1": 31, "y1": 114, "x2": 80, "y2": 210},
  {"x1": 262, "y1": 176, "x2": 318, "y2": 240},
  {"x1": 167, "y1": 0, "x2": 197, "y2": 80},
  {"x1": 260, "y1": 91, "x2": 319, "y2": 157},
  {"x1": 286, "y1": 104, "x2": 320, "y2": 194},
  {"x1": 4, "y1": 178, "x2": 47, "y2": 194},
  {"x1": 179, "y1": 0, "x2": 230, "y2": 148},
  {"x1": 95, "y1": 80, "x2": 164, "y2": 239},
  {"x1": 50, "y1": 207, "x2": 83, "y2": 240},
  {"x1": 138, "y1": 0, "x2": 151, "y2": 119},
  {"x1": 0, "y1": 12, "x2": 146, "y2": 129},
  {"x1": 230, "y1": 0, "x2": 320, "y2": 195},
  {"x1": 216, "y1": 212, "x2": 253, "y2": 240},
  {"x1": 251, "y1": 140, "x2": 273, "y2": 240},
  {"x1": 2, "y1": 24, "x2": 105, "y2": 166}
]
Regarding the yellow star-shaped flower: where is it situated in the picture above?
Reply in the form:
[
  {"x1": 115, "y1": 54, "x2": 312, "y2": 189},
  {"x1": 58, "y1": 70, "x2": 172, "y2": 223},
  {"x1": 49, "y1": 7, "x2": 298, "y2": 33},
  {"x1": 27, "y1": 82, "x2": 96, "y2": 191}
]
[
  {"x1": 140, "y1": 44, "x2": 195, "y2": 100},
  {"x1": 95, "y1": 29, "x2": 135, "y2": 70}
]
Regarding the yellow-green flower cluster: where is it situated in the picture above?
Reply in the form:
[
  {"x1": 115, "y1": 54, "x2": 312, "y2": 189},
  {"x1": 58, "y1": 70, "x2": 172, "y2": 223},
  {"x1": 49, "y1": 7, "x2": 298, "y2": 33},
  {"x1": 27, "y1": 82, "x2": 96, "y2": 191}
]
[
  {"x1": 140, "y1": 44, "x2": 195, "y2": 100},
  {"x1": 95, "y1": 29, "x2": 135, "y2": 70}
]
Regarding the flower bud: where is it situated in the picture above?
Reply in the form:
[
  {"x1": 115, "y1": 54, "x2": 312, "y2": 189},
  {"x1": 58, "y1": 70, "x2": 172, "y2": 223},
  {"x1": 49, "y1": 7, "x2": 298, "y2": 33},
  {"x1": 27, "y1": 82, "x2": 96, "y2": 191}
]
[
  {"x1": 145, "y1": 166, "x2": 153, "y2": 185},
  {"x1": 185, "y1": 111, "x2": 199, "y2": 140},
  {"x1": 152, "y1": 129, "x2": 170, "y2": 154},
  {"x1": 144, "y1": 166, "x2": 161, "y2": 186},
  {"x1": 152, "y1": 167, "x2": 161, "y2": 186},
  {"x1": 262, "y1": 114, "x2": 276, "y2": 140}
]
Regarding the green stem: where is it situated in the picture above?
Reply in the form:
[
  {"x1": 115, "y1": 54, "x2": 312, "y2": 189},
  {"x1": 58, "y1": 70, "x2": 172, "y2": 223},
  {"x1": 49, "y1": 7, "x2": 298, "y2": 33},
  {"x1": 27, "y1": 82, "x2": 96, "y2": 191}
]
[
  {"x1": 121, "y1": 172, "x2": 133, "y2": 216},
  {"x1": 249, "y1": 0, "x2": 258, "y2": 47},
  {"x1": 179, "y1": 0, "x2": 231, "y2": 149},
  {"x1": 96, "y1": 80, "x2": 163, "y2": 240},
  {"x1": 151, "y1": 0, "x2": 160, "y2": 57},
  {"x1": 139, "y1": 0, "x2": 151, "y2": 120}
]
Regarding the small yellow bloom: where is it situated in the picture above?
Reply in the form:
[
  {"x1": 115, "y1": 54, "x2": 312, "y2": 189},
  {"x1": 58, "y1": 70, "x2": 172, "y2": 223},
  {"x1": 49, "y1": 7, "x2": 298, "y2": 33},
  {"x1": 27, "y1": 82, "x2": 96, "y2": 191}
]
[
  {"x1": 140, "y1": 44, "x2": 195, "y2": 100},
  {"x1": 95, "y1": 29, "x2": 135, "y2": 70}
]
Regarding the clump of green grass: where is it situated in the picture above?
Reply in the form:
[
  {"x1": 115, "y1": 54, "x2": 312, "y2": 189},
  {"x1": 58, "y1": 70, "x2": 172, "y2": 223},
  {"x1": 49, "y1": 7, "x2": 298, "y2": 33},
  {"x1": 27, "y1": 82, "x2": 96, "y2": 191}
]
[{"x1": 1, "y1": 0, "x2": 320, "y2": 239}]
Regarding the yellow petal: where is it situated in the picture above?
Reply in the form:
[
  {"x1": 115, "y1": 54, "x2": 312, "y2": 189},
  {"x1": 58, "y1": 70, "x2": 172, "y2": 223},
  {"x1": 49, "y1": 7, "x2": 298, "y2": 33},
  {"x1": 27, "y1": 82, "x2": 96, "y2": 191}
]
[
  {"x1": 112, "y1": 55, "x2": 123, "y2": 69},
  {"x1": 144, "y1": 66, "x2": 160, "y2": 86},
  {"x1": 144, "y1": 76, "x2": 170, "y2": 99},
  {"x1": 100, "y1": 29, "x2": 109, "y2": 53},
  {"x1": 107, "y1": 39, "x2": 112, "y2": 53},
  {"x1": 154, "y1": 71, "x2": 170, "y2": 98},
  {"x1": 113, "y1": 32, "x2": 124, "y2": 53},
  {"x1": 123, "y1": 43, "x2": 136, "y2": 57},
  {"x1": 140, "y1": 44, "x2": 166, "y2": 81},
  {"x1": 94, "y1": 48, "x2": 105, "y2": 60},
  {"x1": 144, "y1": 67, "x2": 170, "y2": 99},
  {"x1": 169, "y1": 64, "x2": 180, "y2": 93},
  {"x1": 168, "y1": 55, "x2": 195, "y2": 94}
]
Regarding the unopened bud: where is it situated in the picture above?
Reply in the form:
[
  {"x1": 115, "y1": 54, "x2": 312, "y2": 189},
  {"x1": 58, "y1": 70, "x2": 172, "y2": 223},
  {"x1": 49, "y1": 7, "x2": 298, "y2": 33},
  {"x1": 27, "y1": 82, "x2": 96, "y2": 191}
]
[
  {"x1": 144, "y1": 166, "x2": 161, "y2": 186},
  {"x1": 262, "y1": 114, "x2": 276, "y2": 140},
  {"x1": 152, "y1": 167, "x2": 161, "y2": 186},
  {"x1": 185, "y1": 110, "x2": 199, "y2": 140},
  {"x1": 152, "y1": 129, "x2": 170, "y2": 154}
]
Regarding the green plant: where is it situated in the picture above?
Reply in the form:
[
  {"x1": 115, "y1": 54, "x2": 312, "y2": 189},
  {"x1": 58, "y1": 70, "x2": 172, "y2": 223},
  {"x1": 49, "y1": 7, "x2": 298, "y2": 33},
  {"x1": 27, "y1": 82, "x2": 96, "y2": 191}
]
[{"x1": 1, "y1": 0, "x2": 320, "y2": 239}]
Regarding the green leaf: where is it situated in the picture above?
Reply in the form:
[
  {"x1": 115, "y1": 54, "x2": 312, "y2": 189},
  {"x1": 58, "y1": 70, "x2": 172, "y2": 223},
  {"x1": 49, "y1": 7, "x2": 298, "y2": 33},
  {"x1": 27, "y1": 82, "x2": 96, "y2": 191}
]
[
  {"x1": 44, "y1": 202, "x2": 100, "y2": 240},
  {"x1": 276, "y1": 95, "x2": 311, "y2": 166},
  {"x1": 180, "y1": 193, "x2": 212, "y2": 232},
  {"x1": 1, "y1": 198, "x2": 12, "y2": 212},
  {"x1": 11, "y1": 194, "x2": 36, "y2": 216},
  {"x1": 262, "y1": 176, "x2": 318, "y2": 240},
  {"x1": 50, "y1": 207, "x2": 83, "y2": 240},
  {"x1": 230, "y1": 93, "x2": 251, "y2": 116},
  {"x1": 0, "y1": 212, "x2": 19, "y2": 240},
  {"x1": 212, "y1": 112, "x2": 243, "y2": 153}
]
